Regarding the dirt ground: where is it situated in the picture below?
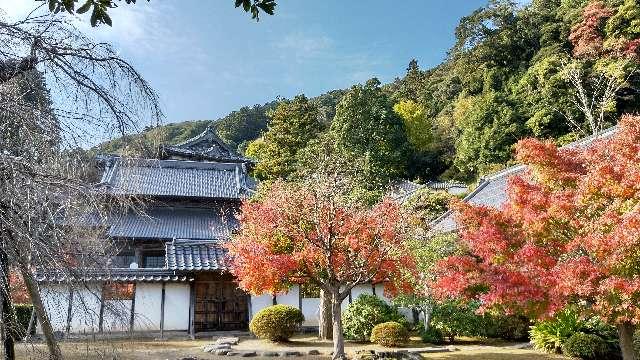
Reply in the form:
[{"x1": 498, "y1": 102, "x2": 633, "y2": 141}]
[{"x1": 4, "y1": 335, "x2": 568, "y2": 360}]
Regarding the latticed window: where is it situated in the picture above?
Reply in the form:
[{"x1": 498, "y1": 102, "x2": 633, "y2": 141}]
[
  {"x1": 142, "y1": 251, "x2": 166, "y2": 268},
  {"x1": 111, "y1": 251, "x2": 135, "y2": 268}
]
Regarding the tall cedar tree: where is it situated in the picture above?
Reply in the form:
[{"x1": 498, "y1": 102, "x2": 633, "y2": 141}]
[
  {"x1": 250, "y1": 95, "x2": 322, "y2": 180},
  {"x1": 432, "y1": 115, "x2": 640, "y2": 360},
  {"x1": 226, "y1": 180, "x2": 415, "y2": 360}
]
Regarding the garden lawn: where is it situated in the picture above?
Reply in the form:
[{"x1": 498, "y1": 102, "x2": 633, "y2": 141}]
[{"x1": 3, "y1": 335, "x2": 569, "y2": 359}]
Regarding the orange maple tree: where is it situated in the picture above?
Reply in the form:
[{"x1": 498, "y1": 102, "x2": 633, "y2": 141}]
[
  {"x1": 226, "y1": 180, "x2": 415, "y2": 360},
  {"x1": 433, "y1": 115, "x2": 640, "y2": 359}
]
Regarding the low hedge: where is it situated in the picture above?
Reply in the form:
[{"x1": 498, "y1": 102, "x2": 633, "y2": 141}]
[
  {"x1": 370, "y1": 321, "x2": 409, "y2": 347},
  {"x1": 421, "y1": 326, "x2": 445, "y2": 345},
  {"x1": 249, "y1": 304, "x2": 304, "y2": 342},
  {"x1": 562, "y1": 332, "x2": 609, "y2": 360},
  {"x1": 343, "y1": 294, "x2": 407, "y2": 342}
]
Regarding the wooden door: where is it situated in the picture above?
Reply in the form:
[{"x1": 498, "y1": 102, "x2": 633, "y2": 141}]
[{"x1": 194, "y1": 281, "x2": 249, "y2": 332}]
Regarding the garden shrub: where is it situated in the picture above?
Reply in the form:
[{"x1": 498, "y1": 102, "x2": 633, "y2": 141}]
[
  {"x1": 634, "y1": 330, "x2": 640, "y2": 355},
  {"x1": 562, "y1": 332, "x2": 609, "y2": 360},
  {"x1": 430, "y1": 300, "x2": 484, "y2": 342},
  {"x1": 483, "y1": 313, "x2": 531, "y2": 341},
  {"x1": 420, "y1": 326, "x2": 444, "y2": 344},
  {"x1": 530, "y1": 308, "x2": 585, "y2": 353},
  {"x1": 343, "y1": 294, "x2": 407, "y2": 342},
  {"x1": 370, "y1": 321, "x2": 409, "y2": 347},
  {"x1": 249, "y1": 304, "x2": 304, "y2": 341}
]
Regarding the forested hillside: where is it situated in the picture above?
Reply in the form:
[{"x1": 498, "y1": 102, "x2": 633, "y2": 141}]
[{"x1": 100, "y1": 0, "x2": 640, "y2": 185}]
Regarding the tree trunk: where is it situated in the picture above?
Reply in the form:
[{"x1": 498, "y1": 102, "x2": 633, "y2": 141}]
[
  {"x1": 331, "y1": 293, "x2": 345, "y2": 360},
  {"x1": 617, "y1": 322, "x2": 637, "y2": 360},
  {"x1": 423, "y1": 305, "x2": 432, "y2": 331},
  {"x1": 19, "y1": 267, "x2": 62, "y2": 360},
  {"x1": 0, "y1": 248, "x2": 15, "y2": 360},
  {"x1": 318, "y1": 290, "x2": 333, "y2": 340}
]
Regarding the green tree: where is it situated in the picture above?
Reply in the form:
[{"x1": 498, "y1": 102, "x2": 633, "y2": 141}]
[
  {"x1": 250, "y1": 95, "x2": 323, "y2": 180},
  {"x1": 330, "y1": 78, "x2": 409, "y2": 191},
  {"x1": 44, "y1": 0, "x2": 276, "y2": 26},
  {"x1": 393, "y1": 99, "x2": 432, "y2": 152}
]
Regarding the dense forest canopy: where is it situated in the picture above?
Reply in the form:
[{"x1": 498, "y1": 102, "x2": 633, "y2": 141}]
[{"x1": 99, "y1": 0, "x2": 640, "y2": 184}]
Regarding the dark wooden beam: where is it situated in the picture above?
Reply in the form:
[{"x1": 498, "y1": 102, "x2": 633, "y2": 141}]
[
  {"x1": 129, "y1": 283, "x2": 137, "y2": 334},
  {"x1": 97, "y1": 284, "x2": 105, "y2": 334},
  {"x1": 65, "y1": 287, "x2": 74, "y2": 335},
  {"x1": 159, "y1": 282, "x2": 166, "y2": 339},
  {"x1": 188, "y1": 282, "x2": 195, "y2": 339}
]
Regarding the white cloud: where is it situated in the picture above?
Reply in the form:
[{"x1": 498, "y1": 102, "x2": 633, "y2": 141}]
[{"x1": 277, "y1": 32, "x2": 333, "y2": 60}]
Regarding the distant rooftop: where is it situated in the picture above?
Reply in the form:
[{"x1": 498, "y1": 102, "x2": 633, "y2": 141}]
[
  {"x1": 429, "y1": 126, "x2": 619, "y2": 234},
  {"x1": 161, "y1": 125, "x2": 252, "y2": 164},
  {"x1": 389, "y1": 180, "x2": 468, "y2": 203}
]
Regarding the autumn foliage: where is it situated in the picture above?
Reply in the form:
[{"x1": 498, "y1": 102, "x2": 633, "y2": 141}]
[
  {"x1": 433, "y1": 115, "x2": 640, "y2": 327},
  {"x1": 9, "y1": 270, "x2": 30, "y2": 304},
  {"x1": 227, "y1": 180, "x2": 415, "y2": 297}
]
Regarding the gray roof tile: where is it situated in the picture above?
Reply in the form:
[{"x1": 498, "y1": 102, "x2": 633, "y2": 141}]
[
  {"x1": 100, "y1": 158, "x2": 254, "y2": 199},
  {"x1": 35, "y1": 269, "x2": 192, "y2": 283},
  {"x1": 166, "y1": 239, "x2": 228, "y2": 271},
  {"x1": 109, "y1": 207, "x2": 237, "y2": 240}
]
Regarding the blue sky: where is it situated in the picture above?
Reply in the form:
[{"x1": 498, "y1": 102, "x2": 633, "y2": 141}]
[{"x1": 1, "y1": 0, "x2": 509, "y2": 126}]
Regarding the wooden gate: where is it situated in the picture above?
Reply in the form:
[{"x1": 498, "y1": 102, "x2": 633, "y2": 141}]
[{"x1": 194, "y1": 281, "x2": 249, "y2": 332}]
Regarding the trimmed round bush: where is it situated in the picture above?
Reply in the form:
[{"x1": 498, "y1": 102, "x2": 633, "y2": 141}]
[
  {"x1": 343, "y1": 294, "x2": 407, "y2": 342},
  {"x1": 370, "y1": 321, "x2": 409, "y2": 347},
  {"x1": 420, "y1": 326, "x2": 444, "y2": 345},
  {"x1": 249, "y1": 304, "x2": 304, "y2": 341},
  {"x1": 562, "y1": 332, "x2": 609, "y2": 360}
]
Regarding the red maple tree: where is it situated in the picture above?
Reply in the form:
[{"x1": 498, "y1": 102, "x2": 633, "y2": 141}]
[
  {"x1": 569, "y1": 1, "x2": 614, "y2": 59},
  {"x1": 226, "y1": 180, "x2": 415, "y2": 360},
  {"x1": 9, "y1": 270, "x2": 30, "y2": 304},
  {"x1": 433, "y1": 115, "x2": 640, "y2": 359}
]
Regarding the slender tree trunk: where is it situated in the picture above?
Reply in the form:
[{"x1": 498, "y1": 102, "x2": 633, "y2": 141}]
[
  {"x1": 19, "y1": 267, "x2": 62, "y2": 360},
  {"x1": 617, "y1": 322, "x2": 637, "y2": 360},
  {"x1": 0, "y1": 248, "x2": 16, "y2": 360},
  {"x1": 318, "y1": 290, "x2": 333, "y2": 340},
  {"x1": 423, "y1": 304, "x2": 433, "y2": 331},
  {"x1": 331, "y1": 292, "x2": 345, "y2": 360}
]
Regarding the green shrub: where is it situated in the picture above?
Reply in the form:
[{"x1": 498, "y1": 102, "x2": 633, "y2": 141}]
[
  {"x1": 483, "y1": 314, "x2": 531, "y2": 341},
  {"x1": 249, "y1": 305, "x2": 304, "y2": 341},
  {"x1": 634, "y1": 330, "x2": 640, "y2": 355},
  {"x1": 370, "y1": 321, "x2": 409, "y2": 347},
  {"x1": 562, "y1": 333, "x2": 609, "y2": 360},
  {"x1": 420, "y1": 326, "x2": 445, "y2": 345},
  {"x1": 530, "y1": 308, "x2": 585, "y2": 353},
  {"x1": 343, "y1": 294, "x2": 407, "y2": 342},
  {"x1": 430, "y1": 300, "x2": 484, "y2": 342}
]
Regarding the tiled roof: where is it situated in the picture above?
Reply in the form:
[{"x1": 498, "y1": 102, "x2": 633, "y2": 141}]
[
  {"x1": 99, "y1": 157, "x2": 254, "y2": 199},
  {"x1": 35, "y1": 269, "x2": 192, "y2": 283},
  {"x1": 109, "y1": 206, "x2": 237, "y2": 240},
  {"x1": 162, "y1": 126, "x2": 251, "y2": 163},
  {"x1": 429, "y1": 126, "x2": 619, "y2": 234},
  {"x1": 388, "y1": 180, "x2": 468, "y2": 203},
  {"x1": 166, "y1": 239, "x2": 228, "y2": 271}
]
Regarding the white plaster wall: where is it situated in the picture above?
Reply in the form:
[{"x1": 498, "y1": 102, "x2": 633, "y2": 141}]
[
  {"x1": 39, "y1": 284, "x2": 69, "y2": 333},
  {"x1": 70, "y1": 285, "x2": 102, "y2": 333},
  {"x1": 351, "y1": 284, "x2": 374, "y2": 302},
  {"x1": 301, "y1": 298, "x2": 320, "y2": 326},
  {"x1": 133, "y1": 283, "x2": 162, "y2": 331},
  {"x1": 250, "y1": 294, "x2": 272, "y2": 319},
  {"x1": 163, "y1": 283, "x2": 190, "y2": 330},
  {"x1": 275, "y1": 286, "x2": 299, "y2": 308}
]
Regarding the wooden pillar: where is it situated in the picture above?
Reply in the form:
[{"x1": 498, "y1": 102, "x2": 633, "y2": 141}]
[
  {"x1": 97, "y1": 284, "x2": 105, "y2": 334},
  {"x1": 188, "y1": 282, "x2": 195, "y2": 339},
  {"x1": 159, "y1": 282, "x2": 166, "y2": 339},
  {"x1": 129, "y1": 283, "x2": 137, "y2": 334},
  {"x1": 272, "y1": 294, "x2": 277, "y2": 306},
  {"x1": 348, "y1": 289, "x2": 353, "y2": 304},
  {"x1": 298, "y1": 286, "x2": 302, "y2": 311},
  {"x1": 371, "y1": 284, "x2": 376, "y2": 296},
  {"x1": 65, "y1": 287, "x2": 74, "y2": 335}
]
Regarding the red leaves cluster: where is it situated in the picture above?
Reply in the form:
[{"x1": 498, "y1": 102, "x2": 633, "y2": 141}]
[
  {"x1": 569, "y1": 1, "x2": 614, "y2": 59},
  {"x1": 9, "y1": 270, "x2": 30, "y2": 304},
  {"x1": 433, "y1": 115, "x2": 640, "y2": 325},
  {"x1": 226, "y1": 181, "x2": 416, "y2": 297}
]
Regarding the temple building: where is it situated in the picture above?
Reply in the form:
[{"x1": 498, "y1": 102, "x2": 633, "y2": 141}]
[{"x1": 37, "y1": 126, "x2": 400, "y2": 336}]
